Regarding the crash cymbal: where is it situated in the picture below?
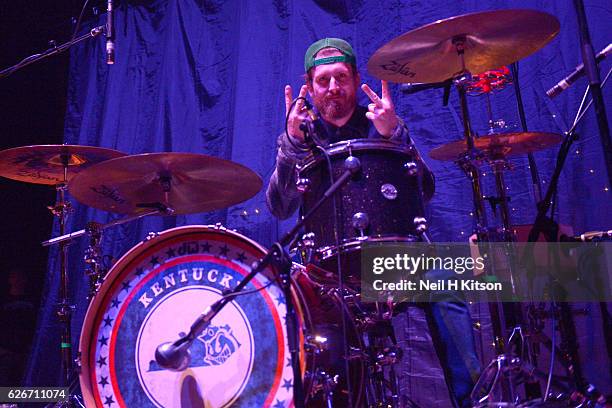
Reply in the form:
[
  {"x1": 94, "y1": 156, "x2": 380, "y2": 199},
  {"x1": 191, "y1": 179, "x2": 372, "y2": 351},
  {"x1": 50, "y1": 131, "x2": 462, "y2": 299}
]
[
  {"x1": 68, "y1": 152, "x2": 262, "y2": 215},
  {"x1": 368, "y1": 9, "x2": 560, "y2": 83},
  {"x1": 0, "y1": 145, "x2": 127, "y2": 185},
  {"x1": 429, "y1": 132, "x2": 563, "y2": 161}
]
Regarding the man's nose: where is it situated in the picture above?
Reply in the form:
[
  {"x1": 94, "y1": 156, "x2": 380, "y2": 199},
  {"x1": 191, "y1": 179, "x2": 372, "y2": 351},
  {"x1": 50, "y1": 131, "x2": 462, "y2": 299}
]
[{"x1": 329, "y1": 77, "x2": 340, "y2": 91}]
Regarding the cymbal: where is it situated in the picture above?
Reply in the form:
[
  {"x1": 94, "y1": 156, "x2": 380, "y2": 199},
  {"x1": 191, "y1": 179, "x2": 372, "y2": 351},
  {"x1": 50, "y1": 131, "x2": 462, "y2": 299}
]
[
  {"x1": 368, "y1": 9, "x2": 560, "y2": 83},
  {"x1": 68, "y1": 152, "x2": 263, "y2": 215},
  {"x1": 0, "y1": 145, "x2": 127, "y2": 185},
  {"x1": 429, "y1": 132, "x2": 563, "y2": 161}
]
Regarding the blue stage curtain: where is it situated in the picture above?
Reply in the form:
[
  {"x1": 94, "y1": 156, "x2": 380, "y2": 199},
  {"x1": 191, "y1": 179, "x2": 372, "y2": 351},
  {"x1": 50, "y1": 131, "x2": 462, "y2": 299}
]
[{"x1": 26, "y1": 0, "x2": 611, "y2": 404}]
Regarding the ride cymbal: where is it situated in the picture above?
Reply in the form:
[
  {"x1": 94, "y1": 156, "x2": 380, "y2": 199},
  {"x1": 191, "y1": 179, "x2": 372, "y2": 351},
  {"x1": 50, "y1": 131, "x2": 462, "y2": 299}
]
[{"x1": 368, "y1": 9, "x2": 560, "y2": 83}]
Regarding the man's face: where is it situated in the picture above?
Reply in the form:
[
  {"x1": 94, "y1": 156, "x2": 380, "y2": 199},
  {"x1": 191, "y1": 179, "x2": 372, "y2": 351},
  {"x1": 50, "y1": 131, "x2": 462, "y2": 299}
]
[{"x1": 308, "y1": 49, "x2": 359, "y2": 121}]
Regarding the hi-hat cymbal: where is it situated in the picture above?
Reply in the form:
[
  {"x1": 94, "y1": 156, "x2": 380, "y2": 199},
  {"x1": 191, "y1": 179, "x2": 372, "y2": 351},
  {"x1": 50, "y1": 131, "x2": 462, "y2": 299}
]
[
  {"x1": 429, "y1": 131, "x2": 563, "y2": 161},
  {"x1": 68, "y1": 152, "x2": 262, "y2": 215},
  {"x1": 0, "y1": 145, "x2": 127, "y2": 185},
  {"x1": 368, "y1": 9, "x2": 560, "y2": 84}
]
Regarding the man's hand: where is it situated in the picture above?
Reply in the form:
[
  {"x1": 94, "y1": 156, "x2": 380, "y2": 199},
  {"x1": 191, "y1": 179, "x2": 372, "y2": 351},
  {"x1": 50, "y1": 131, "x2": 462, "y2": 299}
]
[
  {"x1": 361, "y1": 80, "x2": 399, "y2": 137},
  {"x1": 284, "y1": 84, "x2": 309, "y2": 142}
]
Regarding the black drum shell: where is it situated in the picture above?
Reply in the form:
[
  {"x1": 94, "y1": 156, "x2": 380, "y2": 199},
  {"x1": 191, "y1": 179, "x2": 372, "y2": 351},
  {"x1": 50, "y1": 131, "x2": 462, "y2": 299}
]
[{"x1": 298, "y1": 139, "x2": 434, "y2": 286}]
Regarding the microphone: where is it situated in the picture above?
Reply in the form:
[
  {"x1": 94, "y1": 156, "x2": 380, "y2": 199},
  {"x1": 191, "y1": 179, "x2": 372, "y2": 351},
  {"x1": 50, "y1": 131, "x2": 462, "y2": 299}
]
[
  {"x1": 154, "y1": 338, "x2": 192, "y2": 371},
  {"x1": 300, "y1": 99, "x2": 327, "y2": 145},
  {"x1": 546, "y1": 43, "x2": 611, "y2": 98},
  {"x1": 560, "y1": 230, "x2": 612, "y2": 242},
  {"x1": 105, "y1": 0, "x2": 115, "y2": 64}
]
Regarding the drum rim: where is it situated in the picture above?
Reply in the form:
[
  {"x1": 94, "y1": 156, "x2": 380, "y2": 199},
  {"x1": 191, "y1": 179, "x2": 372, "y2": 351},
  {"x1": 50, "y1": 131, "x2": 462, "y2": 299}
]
[
  {"x1": 298, "y1": 138, "x2": 416, "y2": 172},
  {"x1": 78, "y1": 224, "x2": 286, "y2": 407}
]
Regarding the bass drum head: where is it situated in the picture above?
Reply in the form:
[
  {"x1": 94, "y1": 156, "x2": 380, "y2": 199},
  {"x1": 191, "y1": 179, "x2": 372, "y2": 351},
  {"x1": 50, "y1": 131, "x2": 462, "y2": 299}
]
[{"x1": 79, "y1": 225, "x2": 301, "y2": 407}]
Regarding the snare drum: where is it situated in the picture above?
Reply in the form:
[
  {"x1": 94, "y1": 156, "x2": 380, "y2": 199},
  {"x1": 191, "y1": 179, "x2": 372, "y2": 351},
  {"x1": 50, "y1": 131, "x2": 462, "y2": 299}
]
[
  {"x1": 79, "y1": 225, "x2": 363, "y2": 407},
  {"x1": 298, "y1": 139, "x2": 434, "y2": 287}
]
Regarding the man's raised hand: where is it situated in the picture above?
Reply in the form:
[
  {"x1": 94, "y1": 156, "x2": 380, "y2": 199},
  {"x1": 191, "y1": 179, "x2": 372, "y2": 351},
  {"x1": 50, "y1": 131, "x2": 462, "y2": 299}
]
[{"x1": 361, "y1": 80, "x2": 399, "y2": 137}]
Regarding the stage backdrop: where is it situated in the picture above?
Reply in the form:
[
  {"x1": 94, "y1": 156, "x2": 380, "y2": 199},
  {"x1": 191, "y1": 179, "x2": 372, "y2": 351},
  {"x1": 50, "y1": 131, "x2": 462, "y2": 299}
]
[{"x1": 27, "y1": 0, "x2": 611, "y2": 405}]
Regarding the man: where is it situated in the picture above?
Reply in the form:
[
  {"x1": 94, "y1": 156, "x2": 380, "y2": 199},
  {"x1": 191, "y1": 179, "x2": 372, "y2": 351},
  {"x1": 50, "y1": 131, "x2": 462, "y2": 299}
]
[{"x1": 266, "y1": 38, "x2": 480, "y2": 407}]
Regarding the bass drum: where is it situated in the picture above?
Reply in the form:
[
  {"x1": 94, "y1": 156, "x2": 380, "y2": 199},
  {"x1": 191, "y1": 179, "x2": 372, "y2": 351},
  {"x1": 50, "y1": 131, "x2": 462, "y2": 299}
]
[{"x1": 79, "y1": 225, "x2": 363, "y2": 407}]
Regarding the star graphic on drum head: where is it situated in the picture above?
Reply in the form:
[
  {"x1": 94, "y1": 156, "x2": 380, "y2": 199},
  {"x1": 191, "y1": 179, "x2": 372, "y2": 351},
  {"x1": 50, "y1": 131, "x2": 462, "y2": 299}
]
[
  {"x1": 149, "y1": 256, "x2": 160, "y2": 266},
  {"x1": 121, "y1": 280, "x2": 132, "y2": 292},
  {"x1": 275, "y1": 294, "x2": 286, "y2": 306},
  {"x1": 282, "y1": 378, "x2": 292, "y2": 391},
  {"x1": 104, "y1": 395, "x2": 115, "y2": 407},
  {"x1": 110, "y1": 297, "x2": 120, "y2": 309},
  {"x1": 166, "y1": 247, "x2": 176, "y2": 258},
  {"x1": 103, "y1": 315, "x2": 113, "y2": 327},
  {"x1": 273, "y1": 398, "x2": 285, "y2": 408},
  {"x1": 98, "y1": 376, "x2": 109, "y2": 388},
  {"x1": 97, "y1": 355, "x2": 107, "y2": 367},
  {"x1": 135, "y1": 267, "x2": 145, "y2": 277},
  {"x1": 98, "y1": 335, "x2": 109, "y2": 347},
  {"x1": 219, "y1": 244, "x2": 230, "y2": 256},
  {"x1": 236, "y1": 252, "x2": 247, "y2": 263},
  {"x1": 201, "y1": 242, "x2": 211, "y2": 252}
]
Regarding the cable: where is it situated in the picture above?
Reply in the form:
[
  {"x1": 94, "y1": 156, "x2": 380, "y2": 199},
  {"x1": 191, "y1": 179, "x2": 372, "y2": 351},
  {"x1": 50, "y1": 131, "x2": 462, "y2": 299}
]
[
  {"x1": 71, "y1": 0, "x2": 93, "y2": 41},
  {"x1": 284, "y1": 96, "x2": 313, "y2": 152}
]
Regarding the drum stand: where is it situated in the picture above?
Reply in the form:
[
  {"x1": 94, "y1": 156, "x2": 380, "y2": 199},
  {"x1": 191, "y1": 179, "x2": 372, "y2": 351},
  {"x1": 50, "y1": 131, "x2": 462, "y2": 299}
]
[
  {"x1": 441, "y1": 37, "x2": 544, "y2": 407},
  {"x1": 47, "y1": 158, "x2": 84, "y2": 408}
]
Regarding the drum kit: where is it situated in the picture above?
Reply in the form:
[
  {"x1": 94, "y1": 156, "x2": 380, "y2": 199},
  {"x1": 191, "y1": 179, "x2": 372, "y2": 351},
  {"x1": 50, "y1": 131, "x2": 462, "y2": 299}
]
[{"x1": 1, "y1": 8, "x2": 603, "y2": 408}]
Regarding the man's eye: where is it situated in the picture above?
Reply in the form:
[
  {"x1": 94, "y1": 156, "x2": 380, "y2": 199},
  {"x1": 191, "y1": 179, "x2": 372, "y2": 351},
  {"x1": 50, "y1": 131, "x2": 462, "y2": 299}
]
[{"x1": 318, "y1": 77, "x2": 329, "y2": 85}]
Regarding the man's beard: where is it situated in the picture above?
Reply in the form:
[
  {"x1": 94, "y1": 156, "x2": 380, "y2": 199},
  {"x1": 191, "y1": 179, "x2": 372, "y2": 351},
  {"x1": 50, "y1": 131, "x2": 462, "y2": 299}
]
[{"x1": 314, "y1": 92, "x2": 356, "y2": 120}]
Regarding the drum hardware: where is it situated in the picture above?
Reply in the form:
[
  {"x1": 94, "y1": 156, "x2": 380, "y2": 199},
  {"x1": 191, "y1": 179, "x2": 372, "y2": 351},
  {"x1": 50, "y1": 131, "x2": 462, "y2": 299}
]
[
  {"x1": 0, "y1": 144, "x2": 126, "y2": 408},
  {"x1": 310, "y1": 370, "x2": 339, "y2": 406},
  {"x1": 368, "y1": 10, "x2": 567, "y2": 405},
  {"x1": 297, "y1": 232, "x2": 317, "y2": 265},
  {"x1": 83, "y1": 222, "x2": 104, "y2": 300},
  {"x1": 352, "y1": 212, "x2": 370, "y2": 237},
  {"x1": 152, "y1": 157, "x2": 362, "y2": 407}
]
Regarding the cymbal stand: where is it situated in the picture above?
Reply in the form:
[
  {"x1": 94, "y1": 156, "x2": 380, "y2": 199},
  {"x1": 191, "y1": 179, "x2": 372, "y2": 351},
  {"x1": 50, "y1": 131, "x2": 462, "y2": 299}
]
[
  {"x1": 83, "y1": 222, "x2": 104, "y2": 300},
  {"x1": 448, "y1": 36, "x2": 524, "y2": 405},
  {"x1": 47, "y1": 154, "x2": 83, "y2": 408}
]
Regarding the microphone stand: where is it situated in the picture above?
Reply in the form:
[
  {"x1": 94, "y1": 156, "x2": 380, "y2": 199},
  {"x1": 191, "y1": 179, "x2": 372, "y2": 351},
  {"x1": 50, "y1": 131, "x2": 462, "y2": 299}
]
[
  {"x1": 155, "y1": 156, "x2": 361, "y2": 408},
  {"x1": 0, "y1": 26, "x2": 105, "y2": 79},
  {"x1": 524, "y1": 63, "x2": 611, "y2": 401},
  {"x1": 573, "y1": 0, "x2": 612, "y2": 190}
]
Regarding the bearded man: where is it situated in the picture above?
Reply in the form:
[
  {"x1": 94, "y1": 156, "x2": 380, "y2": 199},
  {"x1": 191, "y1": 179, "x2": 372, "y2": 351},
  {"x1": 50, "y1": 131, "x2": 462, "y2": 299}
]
[{"x1": 266, "y1": 38, "x2": 480, "y2": 408}]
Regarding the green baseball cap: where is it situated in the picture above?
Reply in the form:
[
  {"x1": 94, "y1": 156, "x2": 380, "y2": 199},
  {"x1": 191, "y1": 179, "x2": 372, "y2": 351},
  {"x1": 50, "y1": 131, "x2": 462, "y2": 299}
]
[{"x1": 304, "y1": 38, "x2": 357, "y2": 72}]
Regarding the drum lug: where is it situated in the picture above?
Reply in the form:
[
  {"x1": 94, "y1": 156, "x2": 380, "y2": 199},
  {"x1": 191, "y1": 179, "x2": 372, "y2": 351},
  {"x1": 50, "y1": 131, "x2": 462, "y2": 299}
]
[
  {"x1": 145, "y1": 231, "x2": 159, "y2": 241},
  {"x1": 305, "y1": 334, "x2": 329, "y2": 354},
  {"x1": 403, "y1": 161, "x2": 418, "y2": 176},
  {"x1": 352, "y1": 212, "x2": 369, "y2": 237},
  {"x1": 74, "y1": 352, "x2": 82, "y2": 373},
  {"x1": 413, "y1": 216, "x2": 428, "y2": 234},
  {"x1": 296, "y1": 177, "x2": 311, "y2": 193},
  {"x1": 296, "y1": 232, "x2": 316, "y2": 264}
]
